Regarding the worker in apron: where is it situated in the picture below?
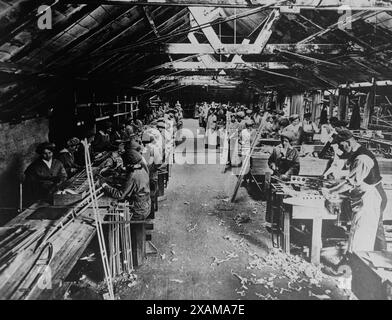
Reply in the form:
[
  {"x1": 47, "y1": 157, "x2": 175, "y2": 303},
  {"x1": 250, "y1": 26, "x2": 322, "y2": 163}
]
[
  {"x1": 268, "y1": 132, "x2": 300, "y2": 180},
  {"x1": 323, "y1": 128, "x2": 387, "y2": 252},
  {"x1": 301, "y1": 112, "x2": 319, "y2": 144},
  {"x1": 228, "y1": 114, "x2": 241, "y2": 167}
]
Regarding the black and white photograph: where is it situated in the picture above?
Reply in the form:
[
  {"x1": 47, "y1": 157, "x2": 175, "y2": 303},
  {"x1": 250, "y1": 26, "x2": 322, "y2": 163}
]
[{"x1": 0, "y1": 0, "x2": 392, "y2": 303}]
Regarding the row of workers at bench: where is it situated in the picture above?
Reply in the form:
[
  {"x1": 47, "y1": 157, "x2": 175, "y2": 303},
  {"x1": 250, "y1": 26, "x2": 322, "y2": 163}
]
[{"x1": 23, "y1": 111, "x2": 179, "y2": 219}]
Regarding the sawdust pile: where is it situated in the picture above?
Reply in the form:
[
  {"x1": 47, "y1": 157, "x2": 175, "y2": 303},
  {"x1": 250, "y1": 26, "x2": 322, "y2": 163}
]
[{"x1": 248, "y1": 248, "x2": 324, "y2": 285}]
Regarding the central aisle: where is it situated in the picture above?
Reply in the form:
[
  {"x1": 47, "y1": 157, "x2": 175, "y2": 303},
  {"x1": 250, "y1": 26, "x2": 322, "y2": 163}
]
[{"x1": 119, "y1": 119, "x2": 345, "y2": 300}]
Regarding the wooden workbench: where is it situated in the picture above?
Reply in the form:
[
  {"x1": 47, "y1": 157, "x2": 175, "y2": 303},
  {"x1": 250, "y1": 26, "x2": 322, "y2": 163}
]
[
  {"x1": 0, "y1": 197, "x2": 111, "y2": 300},
  {"x1": 283, "y1": 197, "x2": 336, "y2": 265},
  {"x1": 267, "y1": 181, "x2": 337, "y2": 265}
]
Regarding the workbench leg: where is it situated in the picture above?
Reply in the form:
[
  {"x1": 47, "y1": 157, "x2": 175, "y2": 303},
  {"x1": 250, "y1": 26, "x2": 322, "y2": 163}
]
[
  {"x1": 131, "y1": 224, "x2": 146, "y2": 268},
  {"x1": 311, "y1": 217, "x2": 322, "y2": 265},
  {"x1": 283, "y1": 210, "x2": 290, "y2": 254}
]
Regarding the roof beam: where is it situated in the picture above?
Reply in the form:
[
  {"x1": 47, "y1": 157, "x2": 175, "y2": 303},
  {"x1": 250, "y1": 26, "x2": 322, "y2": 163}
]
[
  {"x1": 188, "y1": 7, "x2": 224, "y2": 52},
  {"x1": 157, "y1": 61, "x2": 291, "y2": 70},
  {"x1": 298, "y1": 11, "x2": 377, "y2": 44},
  {"x1": 339, "y1": 80, "x2": 392, "y2": 88},
  {"x1": 254, "y1": 9, "x2": 280, "y2": 52},
  {"x1": 66, "y1": 0, "x2": 392, "y2": 11},
  {"x1": 163, "y1": 43, "x2": 354, "y2": 55}
]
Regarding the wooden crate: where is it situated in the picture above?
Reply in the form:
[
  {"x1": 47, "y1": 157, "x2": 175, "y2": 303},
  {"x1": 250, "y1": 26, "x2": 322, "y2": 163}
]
[
  {"x1": 250, "y1": 153, "x2": 271, "y2": 175},
  {"x1": 351, "y1": 251, "x2": 392, "y2": 300},
  {"x1": 299, "y1": 158, "x2": 329, "y2": 176}
]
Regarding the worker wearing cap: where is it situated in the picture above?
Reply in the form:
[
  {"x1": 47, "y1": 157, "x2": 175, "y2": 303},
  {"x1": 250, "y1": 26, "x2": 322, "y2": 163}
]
[
  {"x1": 57, "y1": 137, "x2": 81, "y2": 176},
  {"x1": 228, "y1": 114, "x2": 241, "y2": 167},
  {"x1": 268, "y1": 133, "x2": 300, "y2": 180},
  {"x1": 141, "y1": 132, "x2": 162, "y2": 210},
  {"x1": 281, "y1": 114, "x2": 302, "y2": 145},
  {"x1": 205, "y1": 108, "x2": 218, "y2": 148},
  {"x1": 301, "y1": 112, "x2": 319, "y2": 144},
  {"x1": 24, "y1": 142, "x2": 68, "y2": 202},
  {"x1": 240, "y1": 119, "x2": 255, "y2": 158},
  {"x1": 93, "y1": 121, "x2": 113, "y2": 152},
  {"x1": 323, "y1": 128, "x2": 387, "y2": 252},
  {"x1": 98, "y1": 142, "x2": 124, "y2": 176},
  {"x1": 261, "y1": 115, "x2": 275, "y2": 135},
  {"x1": 101, "y1": 154, "x2": 151, "y2": 220}
]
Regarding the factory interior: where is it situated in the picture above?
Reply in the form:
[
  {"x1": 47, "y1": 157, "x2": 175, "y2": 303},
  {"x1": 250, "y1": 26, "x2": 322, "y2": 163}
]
[{"x1": 1, "y1": 0, "x2": 392, "y2": 301}]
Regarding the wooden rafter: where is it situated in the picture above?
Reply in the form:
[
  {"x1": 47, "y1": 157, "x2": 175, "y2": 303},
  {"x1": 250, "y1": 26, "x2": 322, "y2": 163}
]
[
  {"x1": 163, "y1": 43, "x2": 351, "y2": 55},
  {"x1": 65, "y1": 0, "x2": 392, "y2": 11}
]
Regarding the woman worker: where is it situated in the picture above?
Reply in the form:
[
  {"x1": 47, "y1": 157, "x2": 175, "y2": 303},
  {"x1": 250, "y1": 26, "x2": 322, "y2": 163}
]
[{"x1": 268, "y1": 133, "x2": 300, "y2": 180}]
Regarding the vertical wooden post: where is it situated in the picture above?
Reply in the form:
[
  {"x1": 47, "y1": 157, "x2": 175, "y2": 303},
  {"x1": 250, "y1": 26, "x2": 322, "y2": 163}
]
[
  {"x1": 283, "y1": 210, "x2": 290, "y2": 254},
  {"x1": 338, "y1": 92, "x2": 348, "y2": 122},
  {"x1": 362, "y1": 78, "x2": 376, "y2": 129},
  {"x1": 329, "y1": 93, "x2": 335, "y2": 118},
  {"x1": 311, "y1": 216, "x2": 322, "y2": 265}
]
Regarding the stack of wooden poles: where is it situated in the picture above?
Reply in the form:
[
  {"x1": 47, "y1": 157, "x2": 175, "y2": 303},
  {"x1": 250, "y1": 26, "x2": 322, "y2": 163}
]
[{"x1": 108, "y1": 202, "x2": 134, "y2": 277}]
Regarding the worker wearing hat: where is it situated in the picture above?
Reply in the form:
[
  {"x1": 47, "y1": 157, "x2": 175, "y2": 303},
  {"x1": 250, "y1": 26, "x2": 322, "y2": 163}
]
[
  {"x1": 57, "y1": 137, "x2": 81, "y2": 176},
  {"x1": 268, "y1": 132, "x2": 300, "y2": 180},
  {"x1": 301, "y1": 112, "x2": 319, "y2": 144},
  {"x1": 102, "y1": 150, "x2": 151, "y2": 220},
  {"x1": 93, "y1": 121, "x2": 113, "y2": 152},
  {"x1": 98, "y1": 142, "x2": 124, "y2": 176},
  {"x1": 323, "y1": 128, "x2": 387, "y2": 252},
  {"x1": 240, "y1": 119, "x2": 255, "y2": 157},
  {"x1": 24, "y1": 142, "x2": 68, "y2": 203},
  {"x1": 281, "y1": 114, "x2": 302, "y2": 145},
  {"x1": 141, "y1": 131, "x2": 162, "y2": 215}
]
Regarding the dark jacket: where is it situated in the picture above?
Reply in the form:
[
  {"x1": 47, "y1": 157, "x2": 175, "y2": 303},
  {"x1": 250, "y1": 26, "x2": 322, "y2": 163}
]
[
  {"x1": 268, "y1": 144, "x2": 300, "y2": 176},
  {"x1": 57, "y1": 149, "x2": 79, "y2": 176},
  {"x1": 24, "y1": 158, "x2": 67, "y2": 202},
  {"x1": 104, "y1": 167, "x2": 151, "y2": 219}
]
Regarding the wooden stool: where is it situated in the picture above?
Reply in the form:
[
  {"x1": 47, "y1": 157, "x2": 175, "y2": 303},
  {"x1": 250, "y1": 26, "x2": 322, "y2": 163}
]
[{"x1": 129, "y1": 220, "x2": 153, "y2": 268}]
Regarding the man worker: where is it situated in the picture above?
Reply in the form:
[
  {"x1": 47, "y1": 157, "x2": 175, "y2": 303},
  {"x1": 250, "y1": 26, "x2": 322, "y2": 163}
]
[
  {"x1": 323, "y1": 128, "x2": 387, "y2": 252},
  {"x1": 24, "y1": 142, "x2": 67, "y2": 203},
  {"x1": 101, "y1": 153, "x2": 151, "y2": 220}
]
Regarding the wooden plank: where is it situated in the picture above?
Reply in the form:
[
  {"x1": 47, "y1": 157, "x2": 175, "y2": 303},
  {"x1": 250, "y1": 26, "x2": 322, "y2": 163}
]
[
  {"x1": 283, "y1": 210, "x2": 290, "y2": 254},
  {"x1": 311, "y1": 217, "x2": 323, "y2": 265}
]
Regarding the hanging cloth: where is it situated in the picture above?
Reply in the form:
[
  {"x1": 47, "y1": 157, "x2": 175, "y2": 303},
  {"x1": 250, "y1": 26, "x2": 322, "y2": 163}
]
[{"x1": 349, "y1": 101, "x2": 361, "y2": 130}]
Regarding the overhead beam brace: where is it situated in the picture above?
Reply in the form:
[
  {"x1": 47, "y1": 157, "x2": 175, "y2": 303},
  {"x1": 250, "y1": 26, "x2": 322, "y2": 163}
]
[
  {"x1": 188, "y1": 6, "x2": 224, "y2": 52},
  {"x1": 143, "y1": 6, "x2": 173, "y2": 62},
  {"x1": 231, "y1": 9, "x2": 279, "y2": 64},
  {"x1": 254, "y1": 9, "x2": 280, "y2": 52},
  {"x1": 158, "y1": 61, "x2": 291, "y2": 70},
  {"x1": 298, "y1": 11, "x2": 377, "y2": 44},
  {"x1": 163, "y1": 43, "x2": 353, "y2": 55},
  {"x1": 65, "y1": 0, "x2": 392, "y2": 11}
]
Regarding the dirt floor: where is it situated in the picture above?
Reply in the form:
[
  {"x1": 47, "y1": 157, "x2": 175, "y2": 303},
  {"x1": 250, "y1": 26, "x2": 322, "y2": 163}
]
[{"x1": 68, "y1": 119, "x2": 352, "y2": 300}]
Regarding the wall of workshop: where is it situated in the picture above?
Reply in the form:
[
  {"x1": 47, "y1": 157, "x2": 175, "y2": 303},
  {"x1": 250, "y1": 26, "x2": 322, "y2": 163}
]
[{"x1": 0, "y1": 117, "x2": 49, "y2": 224}]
